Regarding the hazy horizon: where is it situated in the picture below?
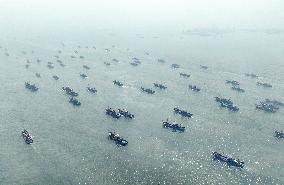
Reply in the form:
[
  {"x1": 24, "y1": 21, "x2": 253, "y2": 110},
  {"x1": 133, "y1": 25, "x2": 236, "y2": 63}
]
[{"x1": 1, "y1": 0, "x2": 284, "y2": 35}]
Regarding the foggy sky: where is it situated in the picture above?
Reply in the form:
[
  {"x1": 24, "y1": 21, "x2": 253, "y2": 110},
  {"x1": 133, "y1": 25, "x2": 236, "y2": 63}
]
[{"x1": 0, "y1": 0, "x2": 284, "y2": 34}]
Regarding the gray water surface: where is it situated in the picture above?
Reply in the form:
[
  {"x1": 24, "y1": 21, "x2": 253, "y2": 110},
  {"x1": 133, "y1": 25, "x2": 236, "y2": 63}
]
[{"x1": 0, "y1": 30, "x2": 284, "y2": 185}]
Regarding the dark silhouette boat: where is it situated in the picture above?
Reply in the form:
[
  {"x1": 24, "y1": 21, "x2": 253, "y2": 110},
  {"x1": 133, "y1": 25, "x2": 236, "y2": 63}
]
[
  {"x1": 189, "y1": 84, "x2": 200, "y2": 92},
  {"x1": 47, "y1": 63, "x2": 54, "y2": 69},
  {"x1": 212, "y1": 152, "x2": 244, "y2": 168},
  {"x1": 35, "y1": 73, "x2": 41, "y2": 78},
  {"x1": 53, "y1": 75, "x2": 59, "y2": 80},
  {"x1": 112, "y1": 58, "x2": 119, "y2": 62},
  {"x1": 154, "y1": 83, "x2": 167, "y2": 90},
  {"x1": 275, "y1": 131, "x2": 284, "y2": 139},
  {"x1": 106, "y1": 107, "x2": 122, "y2": 119},
  {"x1": 180, "y1": 73, "x2": 190, "y2": 78},
  {"x1": 130, "y1": 62, "x2": 138, "y2": 66},
  {"x1": 106, "y1": 107, "x2": 134, "y2": 119},
  {"x1": 83, "y1": 65, "x2": 90, "y2": 70},
  {"x1": 174, "y1": 107, "x2": 193, "y2": 118},
  {"x1": 69, "y1": 97, "x2": 81, "y2": 106},
  {"x1": 157, "y1": 59, "x2": 165, "y2": 63},
  {"x1": 80, "y1": 73, "x2": 88, "y2": 79},
  {"x1": 215, "y1": 97, "x2": 239, "y2": 112},
  {"x1": 108, "y1": 132, "x2": 128, "y2": 146},
  {"x1": 231, "y1": 86, "x2": 245, "y2": 93},
  {"x1": 87, "y1": 87, "x2": 97, "y2": 94},
  {"x1": 141, "y1": 87, "x2": 155, "y2": 94},
  {"x1": 118, "y1": 109, "x2": 135, "y2": 119},
  {"x1": 113, "y1": 80, "x2": 123, "y2": 87},
  {"x1": 171, "y1": 64, "x2": 180, "y2": 69},
  {"x1": 163, "y1": 121, "x2": 185, "y2": 132},
  {"x1": 226, "y1": 80, "x2": 240, "y2": 86},
  {"x1": 62, "y1": 87, "x2": 78, "y2": 97},
  {"x1": 257, "y1": 82, "x2": 272, "y2": 88},
  {"x1": 245, "y1": 73, "x2": 258, "y2": 78},
  {"x1": 22, "y1": 130, "x2": 33, "y2": 144},
  {"x1": 25, "y1": 82, "x2": 39, "y2": 92},
  {"x1": 255, "y1": 99, "x2": 282, "y2": 113}
]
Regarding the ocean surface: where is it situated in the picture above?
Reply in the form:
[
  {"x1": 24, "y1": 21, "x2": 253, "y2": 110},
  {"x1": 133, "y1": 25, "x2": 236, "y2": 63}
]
[{"x1": 0, "y1": 29, "x2": 284, "y2": 185}]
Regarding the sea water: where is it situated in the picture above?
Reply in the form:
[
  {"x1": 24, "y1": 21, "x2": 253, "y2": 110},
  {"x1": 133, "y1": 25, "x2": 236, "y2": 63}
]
[{"x1": 0, "y1": 29, "x2": 283, "y2": 184}]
